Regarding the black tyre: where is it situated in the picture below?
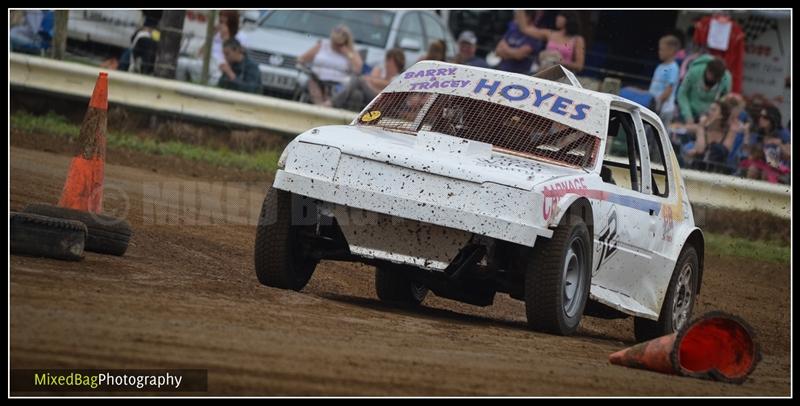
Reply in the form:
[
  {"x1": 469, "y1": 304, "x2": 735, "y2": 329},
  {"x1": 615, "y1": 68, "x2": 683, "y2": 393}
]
[
  {"x1": 375, "y1": 266, "x2": 428, "y2": 306},
  {"x1": 11, "y1": 212, "x2": 87, "y2": 261},
  {"x1": 23, "y1": 203, "x2": 132, "y2": 256},
  {"x1": 634, "y1": 246, "x2": 699, "y2": 342},
  {"x1": 525, "y1": 214, "x2": 592, "y2": 335},
  {"x1": 254, "y1": 187, "x2": 318, "y2": 291}
]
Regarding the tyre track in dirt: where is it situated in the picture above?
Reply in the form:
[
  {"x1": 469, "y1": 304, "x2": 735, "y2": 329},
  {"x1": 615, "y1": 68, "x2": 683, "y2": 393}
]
[{"x1": 10, "y1": 146, "x2": 789, "y2": 395}]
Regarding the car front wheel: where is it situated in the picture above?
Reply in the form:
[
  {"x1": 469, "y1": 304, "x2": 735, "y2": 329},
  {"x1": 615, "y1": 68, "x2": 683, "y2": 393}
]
[
  {"x1": 254, "y1": 187, "x2": 319, "y2": 291},
  {"x1": 634, "y1": 246, "x2": 699, "y2": 342},
  {"x1": 524, "y1": 214, "x2": 592, "y2": 336}
]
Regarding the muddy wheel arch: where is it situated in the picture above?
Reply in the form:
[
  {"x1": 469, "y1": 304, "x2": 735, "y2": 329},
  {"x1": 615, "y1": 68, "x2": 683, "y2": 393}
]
[
  {"x1": 681, "y1": 228, "x2": 705, "y2": 294},
  {"x1": 546, "y1": 195, "x2": 595, "y2": 239}
]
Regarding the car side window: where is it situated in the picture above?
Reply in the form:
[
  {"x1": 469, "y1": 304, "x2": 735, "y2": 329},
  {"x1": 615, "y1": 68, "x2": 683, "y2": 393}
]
[
  {"x1": 643, "y1": 121, "x2": 670, "y2": 198},
  {"x1": 420, "y1": 13, "x2": 449, "y2": 52},
  {"x1": 397, "y1": 12, "x2": 424, "y2": 51},
  {"x1": 603, "y1": 111, "x2": 642, "y2": 192}
]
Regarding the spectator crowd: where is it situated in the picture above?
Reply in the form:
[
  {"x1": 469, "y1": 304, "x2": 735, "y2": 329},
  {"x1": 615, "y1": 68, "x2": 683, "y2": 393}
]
[
  {"x1": 648, "y1": 18, "x2": 790, "y2": 184},
  {"x1": 10, "y1": 10, "x2": 789, "y2": 183}
]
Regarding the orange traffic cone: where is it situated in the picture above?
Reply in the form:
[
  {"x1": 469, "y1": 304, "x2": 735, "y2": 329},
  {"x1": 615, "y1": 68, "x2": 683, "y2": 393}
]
[
  {"x1": 609, "y1": 311, "x2": 761, "y2": 384},
  {"x1": 57, "y1": 72, "x2": 108, "y2": 213}
]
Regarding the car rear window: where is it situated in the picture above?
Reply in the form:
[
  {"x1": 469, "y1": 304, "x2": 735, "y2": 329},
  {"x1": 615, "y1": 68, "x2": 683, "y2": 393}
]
[{"x1": 357, "y1": 91, "x2": 600, "y2": 168}]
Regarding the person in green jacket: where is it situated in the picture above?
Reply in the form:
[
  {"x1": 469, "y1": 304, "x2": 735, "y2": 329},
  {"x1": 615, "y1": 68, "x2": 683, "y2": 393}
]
[{"x1": 677, "y1": 55, "x2": 731, "y2": 124}]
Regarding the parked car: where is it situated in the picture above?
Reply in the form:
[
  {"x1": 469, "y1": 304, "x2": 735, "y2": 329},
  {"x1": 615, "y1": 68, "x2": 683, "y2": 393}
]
[
  {"x1": 66, "y1": 10, "x2": 260, "y2": 61},
  {"x1": 68, "y1": 10, "x2": 195, "y2": 57},
  {"x1": 255, "y1": 62, "x2": 704, "y2": 342},
  {"x1": 246, "y1": 10, "x2": 456, "y2": 98}
]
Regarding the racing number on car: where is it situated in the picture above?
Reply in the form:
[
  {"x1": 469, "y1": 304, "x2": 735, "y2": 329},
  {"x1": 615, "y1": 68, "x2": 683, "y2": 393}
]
[{"x1": 595, "y1": 210, "x2": 618, "y2": 275}]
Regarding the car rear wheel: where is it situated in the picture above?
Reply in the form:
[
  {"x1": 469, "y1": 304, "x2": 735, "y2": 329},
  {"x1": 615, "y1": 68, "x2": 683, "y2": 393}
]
[
  {"x1": 375, "y1": 266, "x2": 428, "y2": 306},
  {"x1": 634, "y1": 246, "x2": 699, "y2": 342},
  {"x1": 524, "y1": 214, "x2": 592, "y2": 336}
]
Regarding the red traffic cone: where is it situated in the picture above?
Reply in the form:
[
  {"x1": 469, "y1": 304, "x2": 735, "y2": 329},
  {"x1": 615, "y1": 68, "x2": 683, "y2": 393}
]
[
  {"x1": 57, "y1": 72, "x2": 108, "y2": 213},
  {"x1": 609, "y1": 311, "x2": 761, "y2": 384}
]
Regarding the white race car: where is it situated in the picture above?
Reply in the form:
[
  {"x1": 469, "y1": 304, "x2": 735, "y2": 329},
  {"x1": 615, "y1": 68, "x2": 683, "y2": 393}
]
[{"x1": 255, "y1": 61, "x2": 704, "y2": 341}]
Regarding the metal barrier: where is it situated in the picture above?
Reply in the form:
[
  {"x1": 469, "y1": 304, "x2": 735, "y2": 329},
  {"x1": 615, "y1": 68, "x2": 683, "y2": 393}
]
[
  {"x1": 605, "y1": 165, "x2": 790, "y2": 219},
  {"x1": 9, "y1": 53, "x2": 791, "y2": 219},
  {"x1": 10, "y1": 53, "x2": 355, "y2": 134},
  {"x1": 682, "y1": 170, "x2": 790, "y2": 218}
]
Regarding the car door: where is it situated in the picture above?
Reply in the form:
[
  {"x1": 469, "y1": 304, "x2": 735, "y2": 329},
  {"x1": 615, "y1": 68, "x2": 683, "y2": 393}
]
[
  {"x1": 592, "y1": 104, "x2": 667, "y2": 317},
  {"x1": 640, "y1": 114, "x2": 680, "y2": 279}
]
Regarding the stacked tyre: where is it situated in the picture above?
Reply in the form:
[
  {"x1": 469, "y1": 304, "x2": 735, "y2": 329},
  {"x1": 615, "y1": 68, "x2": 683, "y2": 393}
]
[
  {"x1": 10, "y1": 203, "x2": 133, "y2": 261},
  {"x1": 10, "y1": 212, "x2": 88, "y2": 261}
]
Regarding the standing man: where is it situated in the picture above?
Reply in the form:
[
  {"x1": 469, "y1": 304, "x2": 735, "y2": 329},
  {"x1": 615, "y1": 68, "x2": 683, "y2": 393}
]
[{"x1": 450, "y1": 31, "x2": 488, "y2": 68}]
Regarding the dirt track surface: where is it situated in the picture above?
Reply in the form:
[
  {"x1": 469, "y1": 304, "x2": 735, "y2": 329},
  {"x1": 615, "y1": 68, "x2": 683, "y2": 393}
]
[{"x1": 10, "y1": 146, "x2": 790, "y2": 396}]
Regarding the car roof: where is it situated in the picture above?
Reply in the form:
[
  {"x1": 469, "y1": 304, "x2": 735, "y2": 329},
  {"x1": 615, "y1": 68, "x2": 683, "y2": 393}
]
[{"x1": 382, "y1": 61, "x2": 615, "y2": 138}]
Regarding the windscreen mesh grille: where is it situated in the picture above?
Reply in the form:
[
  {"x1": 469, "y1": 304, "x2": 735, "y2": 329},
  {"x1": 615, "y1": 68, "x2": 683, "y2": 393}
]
[{"x1": 358, "y1": 91, "x2": 599, "y2": 168}]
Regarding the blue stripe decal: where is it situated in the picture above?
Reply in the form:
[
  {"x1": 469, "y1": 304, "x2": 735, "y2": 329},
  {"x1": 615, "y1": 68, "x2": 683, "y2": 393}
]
[{"x1": 606, "y1": 193, "x2": 662, "y2": 215}]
